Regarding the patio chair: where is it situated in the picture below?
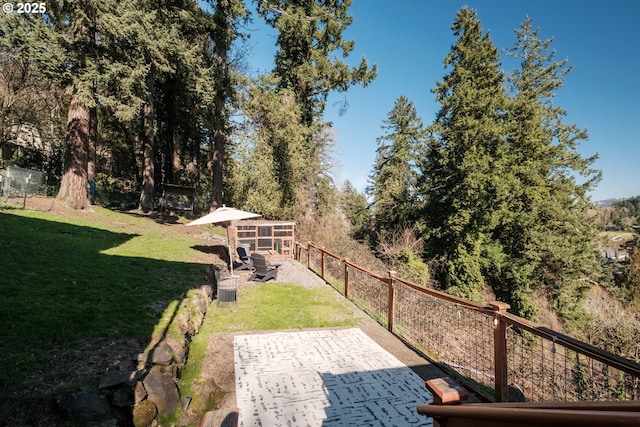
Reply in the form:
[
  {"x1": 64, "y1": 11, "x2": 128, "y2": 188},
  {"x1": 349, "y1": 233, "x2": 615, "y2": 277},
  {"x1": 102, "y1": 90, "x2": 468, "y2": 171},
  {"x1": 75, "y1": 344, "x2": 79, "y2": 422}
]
[
  {"x1": 235, "y1": 247, "x2": 253, "y2": 271},
  {"x1": 248, "y1": 253, "x2": 281, "y2": 282}
]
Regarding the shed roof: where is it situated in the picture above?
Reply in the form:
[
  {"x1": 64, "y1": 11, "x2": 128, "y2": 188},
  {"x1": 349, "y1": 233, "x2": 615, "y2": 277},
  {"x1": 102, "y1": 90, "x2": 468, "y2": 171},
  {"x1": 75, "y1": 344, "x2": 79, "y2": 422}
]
[{"x1": 236, "y1": 219, "x2": 296, "y2": 227}]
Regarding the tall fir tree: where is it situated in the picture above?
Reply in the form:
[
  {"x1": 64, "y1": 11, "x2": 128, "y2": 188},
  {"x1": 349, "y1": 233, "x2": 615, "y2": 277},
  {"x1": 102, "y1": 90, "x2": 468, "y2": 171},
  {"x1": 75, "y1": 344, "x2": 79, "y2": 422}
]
[
  {"x1": 133, "y1": 0, "x2": 205, "y2": 212},
  {"x1": 254, "y1": 0, "x2": 376, "y2": 218},
  {"x1": 501, "y1": 18, "x2": 602, "y2": 323},
  {"x1": 233, "y1": 76, "x2": 310, "y2": 218},
  {"x1": 205, "y1": 0, "x2": 248, "y2": 211},
  {"x1": 340, "y1": 180, "x2": 370, "y2": 241},
  {"x1": 419, "y1": 7, "x2": 510, "y2": 301},
  {"x1": 368, "y1": 95, "x2": 425, "y2": 239},
  {"x1": 257, "y1": 0, "x2": 377, "y2": 127},
  {"x1": 46, "y1": 1, "x2": 103, "y2": 209}
]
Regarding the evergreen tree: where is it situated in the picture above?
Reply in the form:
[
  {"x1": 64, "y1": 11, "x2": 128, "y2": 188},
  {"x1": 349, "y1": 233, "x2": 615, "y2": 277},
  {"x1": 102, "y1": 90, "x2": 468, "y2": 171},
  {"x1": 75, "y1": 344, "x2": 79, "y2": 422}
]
[
  {"x1": 201, "y1": 0, "x2": 247, "y2": 211},
  {"x1": 133, "y1": 0, "x2": 206, "y2": 212},
  {"x1": 340, "y1": 180, "x2": 370, "y2": 241},
  {"x1": 233, "y1": 76, "x2": 310, "y2": 218},
  {"x1": 419, "y1": 7, "x2": 510, "y2": 301},
  {"x1": 248, "y1": 0, "x2": 374, "y2": 219},
  {"x1": 612, "y1": 196, "x2": 640, "y2": 222},
  {"x1": 502, "y1": 17, "x2": 602, "y2": 323},
  {"x1": 257, "y1": 0, "x2": 377, "y2": 127},
  {"x1": 368, "y1": 95, "x2": 425, "y2": 237},
  {"x1": 2, "y1": 1, "x2": 202, "y2": 209},
  {"x1": 45, "y1": 2, "x2": 102, "y2": 209}
]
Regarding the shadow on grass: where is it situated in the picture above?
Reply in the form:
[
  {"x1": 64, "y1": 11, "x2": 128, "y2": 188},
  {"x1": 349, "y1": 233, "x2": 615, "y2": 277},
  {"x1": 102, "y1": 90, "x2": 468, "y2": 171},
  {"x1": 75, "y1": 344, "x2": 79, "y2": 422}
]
[
  {"x1": 192, "y1": 244, "x2": 230, "y2": 267},
  {"x1": 119, "y1": 208, "x2": 189, "y2": 225},
  {"x1": 0, "y1": 210, "x2": 207, "y2": 420}
]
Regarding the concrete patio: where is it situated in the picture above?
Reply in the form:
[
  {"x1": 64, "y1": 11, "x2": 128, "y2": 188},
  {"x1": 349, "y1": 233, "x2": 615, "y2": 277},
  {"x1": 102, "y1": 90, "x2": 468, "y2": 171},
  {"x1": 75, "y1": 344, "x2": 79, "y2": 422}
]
[{"x1": 234, "y1": 328, "x2": 433, "y2": 426}]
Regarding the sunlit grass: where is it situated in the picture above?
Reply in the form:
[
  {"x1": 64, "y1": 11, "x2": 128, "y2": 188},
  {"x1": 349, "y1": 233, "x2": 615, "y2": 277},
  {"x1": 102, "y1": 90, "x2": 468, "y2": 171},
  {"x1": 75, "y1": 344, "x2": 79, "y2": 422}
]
[
  {"x1": 177, "y1": 283, "x2": 361, "y2": 415},
  {"x1": 212, "y1": 283, "x2": 359, "y2": 331},
  {"x1": 0, "y1": 206, "x2": 208, "y2": 407}
]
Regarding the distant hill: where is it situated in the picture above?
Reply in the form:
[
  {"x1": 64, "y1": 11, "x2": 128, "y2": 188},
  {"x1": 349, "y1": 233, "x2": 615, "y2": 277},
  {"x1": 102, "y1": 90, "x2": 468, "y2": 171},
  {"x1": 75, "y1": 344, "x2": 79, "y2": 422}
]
[
  {"x1": 593, "y1": 195, "x2": 640, "y2": 230},
  {"x1": 594, "y1": 198, "x2": 626, "y2": 207},
  {"x1": 595, "y1": 195, "x2": 640, "y2": 208},
  {"x1": 611, "y1": 196, "x2": 640, "y2": 217}
]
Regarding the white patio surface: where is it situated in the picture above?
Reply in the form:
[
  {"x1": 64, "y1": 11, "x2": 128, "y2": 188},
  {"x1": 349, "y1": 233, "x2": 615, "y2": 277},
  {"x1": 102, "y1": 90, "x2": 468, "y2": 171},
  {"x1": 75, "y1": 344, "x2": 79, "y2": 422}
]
[{"x1": 234, "y1": 328, "x2": 433, "y2": 426}]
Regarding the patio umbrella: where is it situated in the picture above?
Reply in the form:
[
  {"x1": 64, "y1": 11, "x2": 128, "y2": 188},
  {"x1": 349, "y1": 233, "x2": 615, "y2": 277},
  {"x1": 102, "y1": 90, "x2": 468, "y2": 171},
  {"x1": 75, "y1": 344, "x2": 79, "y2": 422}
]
[{"x1": 186, "y1": 205, "x2": 261, "y2": 274}]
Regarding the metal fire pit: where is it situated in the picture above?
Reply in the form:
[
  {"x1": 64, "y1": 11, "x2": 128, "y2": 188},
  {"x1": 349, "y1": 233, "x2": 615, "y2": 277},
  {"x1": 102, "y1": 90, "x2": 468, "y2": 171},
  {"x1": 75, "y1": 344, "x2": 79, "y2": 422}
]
[{"x1": 217, "y1": 275, "x2": 238, "y2": 306}]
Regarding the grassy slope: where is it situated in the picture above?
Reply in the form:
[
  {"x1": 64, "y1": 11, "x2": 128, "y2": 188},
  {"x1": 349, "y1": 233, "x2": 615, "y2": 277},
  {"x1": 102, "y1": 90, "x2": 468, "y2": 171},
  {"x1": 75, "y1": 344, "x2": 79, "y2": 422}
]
[
  {"x1": 0, "y1": 203, "x2": 361, "y2": 423},
  {"x1": 0, "y1": 205, "x2": 210, "y2": 421}
]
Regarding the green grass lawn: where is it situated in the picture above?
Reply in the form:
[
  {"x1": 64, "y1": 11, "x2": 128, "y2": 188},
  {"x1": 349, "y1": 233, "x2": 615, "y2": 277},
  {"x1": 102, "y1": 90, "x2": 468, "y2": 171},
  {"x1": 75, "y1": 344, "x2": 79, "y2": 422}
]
[
  {"x1": 0, "y1": 203, "x2": 360, "y2": 423},
  {"x1": 210, "y1": 283, "x2": 359, "y2": 331},
  {"x1": 0, "y1": 205, "x2": 211, "y2": 419},
  {"x1": 177, "y1": 282, "x2": 361, "y2": 416},
  {"x1": 599, "y1": 230, "x2": 637, "y2": 241}
]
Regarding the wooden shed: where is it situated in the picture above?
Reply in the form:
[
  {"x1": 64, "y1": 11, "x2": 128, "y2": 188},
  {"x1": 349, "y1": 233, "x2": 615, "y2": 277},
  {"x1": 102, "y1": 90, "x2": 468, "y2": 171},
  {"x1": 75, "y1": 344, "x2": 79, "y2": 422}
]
[{"x1": 232, "y1": 220, "x2": 296, "y2": 257}]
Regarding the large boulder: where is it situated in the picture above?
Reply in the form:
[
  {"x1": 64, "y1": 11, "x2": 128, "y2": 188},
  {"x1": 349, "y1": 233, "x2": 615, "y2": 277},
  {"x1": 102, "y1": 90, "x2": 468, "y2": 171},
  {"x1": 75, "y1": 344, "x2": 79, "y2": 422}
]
[
  {"x1": 143, "y1": 371, "x2": 179, "y2": 414},
  {"x1": 136, "y1": 341, "x2": 173, "y2": 366},
  {"x1": 132, "y1": 400, "x2": 157, "y2": 427}
]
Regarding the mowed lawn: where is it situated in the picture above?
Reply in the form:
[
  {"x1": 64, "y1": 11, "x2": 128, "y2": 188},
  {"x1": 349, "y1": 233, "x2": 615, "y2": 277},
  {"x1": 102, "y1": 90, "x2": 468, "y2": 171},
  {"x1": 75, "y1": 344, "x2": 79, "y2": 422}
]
[
  {"x1": 0, "y1": 205, "x2": 209, "y2": 421},
  {"x1": 0, "y1": 202, "x2": 361, "y2": 423}
]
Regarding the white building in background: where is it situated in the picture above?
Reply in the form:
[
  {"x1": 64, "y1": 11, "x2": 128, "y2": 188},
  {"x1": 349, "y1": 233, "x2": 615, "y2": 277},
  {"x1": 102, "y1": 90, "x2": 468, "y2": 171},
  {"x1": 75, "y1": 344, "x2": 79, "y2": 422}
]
[{"x1": 1, "y1": 123, "x2": 50, "y2": 165}]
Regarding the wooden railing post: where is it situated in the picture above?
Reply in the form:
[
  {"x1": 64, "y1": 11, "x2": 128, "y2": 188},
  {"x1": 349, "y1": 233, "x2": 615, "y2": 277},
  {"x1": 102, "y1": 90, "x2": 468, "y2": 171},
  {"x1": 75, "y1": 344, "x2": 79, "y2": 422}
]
[
  {"x1": 491, "y1": 301, "x2": 510, "y2": 402},
  {"x1": 321, "y1": 247, "x2": 326, "y2": 280},
  {"x1": 387, "y1": 271, "x2": 397, "y2": 333},
  {"x1": 307, "y1": 241, "x2": 311, "y2": 269},
  {"x1": 344, "y1": 259, "x2": 350, "y2": 298}
]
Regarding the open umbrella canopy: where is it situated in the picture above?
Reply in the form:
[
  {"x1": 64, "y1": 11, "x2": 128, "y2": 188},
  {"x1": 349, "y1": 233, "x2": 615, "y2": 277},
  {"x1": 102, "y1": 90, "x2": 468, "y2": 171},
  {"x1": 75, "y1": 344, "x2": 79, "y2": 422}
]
[
  {"x1": 186, "y1": 205, "x2": 261, "y2": 275},
  {"x1": 186, "y1": 205, "x2": 261, "y2": 227}
]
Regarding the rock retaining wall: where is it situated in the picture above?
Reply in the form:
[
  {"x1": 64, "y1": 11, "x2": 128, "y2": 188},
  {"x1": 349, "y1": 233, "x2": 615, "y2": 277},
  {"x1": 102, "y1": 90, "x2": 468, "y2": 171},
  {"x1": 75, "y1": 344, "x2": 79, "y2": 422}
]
[{"x1": 57, "y1": 284, "x2": 214, "y2": 426}]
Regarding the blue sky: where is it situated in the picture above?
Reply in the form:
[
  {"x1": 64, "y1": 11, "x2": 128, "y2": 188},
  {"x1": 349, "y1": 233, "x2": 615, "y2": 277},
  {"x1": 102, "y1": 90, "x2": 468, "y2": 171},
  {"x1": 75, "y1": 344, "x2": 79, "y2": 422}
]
[{"x1": 243, "y1": 0, "x2": 639, "y2": 202}]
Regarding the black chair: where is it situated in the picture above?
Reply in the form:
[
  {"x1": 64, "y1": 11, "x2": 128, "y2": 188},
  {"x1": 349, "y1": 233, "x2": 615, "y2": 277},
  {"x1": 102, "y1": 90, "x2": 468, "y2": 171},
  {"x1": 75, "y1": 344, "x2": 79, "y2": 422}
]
[
  {"x1": 235, "y1": 247, "x2": 253, "y2": 271},
  {"x1": 248, "y1": 253, "x2": 280, "y2": 282}
]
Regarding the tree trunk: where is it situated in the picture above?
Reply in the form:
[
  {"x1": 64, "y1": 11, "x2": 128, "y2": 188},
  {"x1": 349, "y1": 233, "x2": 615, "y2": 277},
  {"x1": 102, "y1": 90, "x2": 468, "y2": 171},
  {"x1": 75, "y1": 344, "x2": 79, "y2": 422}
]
[
  {"x1": 163, "y1": 77, "x2": 177, "y2": 184},
  {"x1": 56, "y1": 94, "x2": 90, "y2": 209},
  {"x1": 139, "y1": 74, "x2": 155, "y2": 212},
  {"x1": 209, "y1": 71, "x2": 226, "y2": 212},
  {"x1": 208, "y1": 66, "x2": 226, "y2": 212},
  {"x1": 207, "y1": 0, "x2": 244, "y2": 212},
  {"x1": 210, "y1": 124, "x2": 224, "y2": 212}
]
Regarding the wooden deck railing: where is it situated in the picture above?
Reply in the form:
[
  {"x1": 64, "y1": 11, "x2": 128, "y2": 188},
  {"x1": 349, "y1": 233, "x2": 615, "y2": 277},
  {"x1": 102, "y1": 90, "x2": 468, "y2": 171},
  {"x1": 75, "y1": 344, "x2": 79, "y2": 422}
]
[
  {"x1": 417, "y1": 400, "x2": 640, "y2": 427},
  {"x1": 295, "y1": 241, "x2": 640, "y2": 403}
]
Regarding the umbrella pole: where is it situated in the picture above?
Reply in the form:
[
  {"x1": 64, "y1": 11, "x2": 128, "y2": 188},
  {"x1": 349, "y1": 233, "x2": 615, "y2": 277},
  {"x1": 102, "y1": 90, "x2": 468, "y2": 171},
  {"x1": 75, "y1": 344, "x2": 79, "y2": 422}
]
[{"x1": 226, "y1": 227, "x2": 234, "y2": 275}]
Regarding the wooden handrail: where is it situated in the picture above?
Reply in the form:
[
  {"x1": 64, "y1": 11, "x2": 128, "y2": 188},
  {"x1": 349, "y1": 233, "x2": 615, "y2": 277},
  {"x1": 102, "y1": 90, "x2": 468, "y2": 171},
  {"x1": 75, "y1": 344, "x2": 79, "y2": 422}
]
[
  {"x1": 394, "y1": 275, "x2": 488, "y2": 310},
  {"x1": 417, "y1": 401, "x2": 640, "y2": 427},
  {"x1": 308, "y1": 242, "x2": 388, "y2": 281},
  {"x1": 482, "y1": 401, "x2": 640, "y2": 410}
]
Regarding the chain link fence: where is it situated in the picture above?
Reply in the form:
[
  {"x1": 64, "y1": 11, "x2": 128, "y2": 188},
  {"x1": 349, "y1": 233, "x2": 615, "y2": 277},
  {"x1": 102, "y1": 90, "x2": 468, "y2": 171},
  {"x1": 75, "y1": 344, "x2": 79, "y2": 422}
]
[{"x1": 1, "y1": 166, "x2": 47, "y2": 205}]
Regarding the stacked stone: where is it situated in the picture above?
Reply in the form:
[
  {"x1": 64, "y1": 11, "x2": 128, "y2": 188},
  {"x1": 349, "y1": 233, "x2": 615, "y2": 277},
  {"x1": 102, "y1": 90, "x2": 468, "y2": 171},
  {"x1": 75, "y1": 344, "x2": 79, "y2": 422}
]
[{"x1": 56, "y1": 284, "x2": 213, "y2": 426}]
